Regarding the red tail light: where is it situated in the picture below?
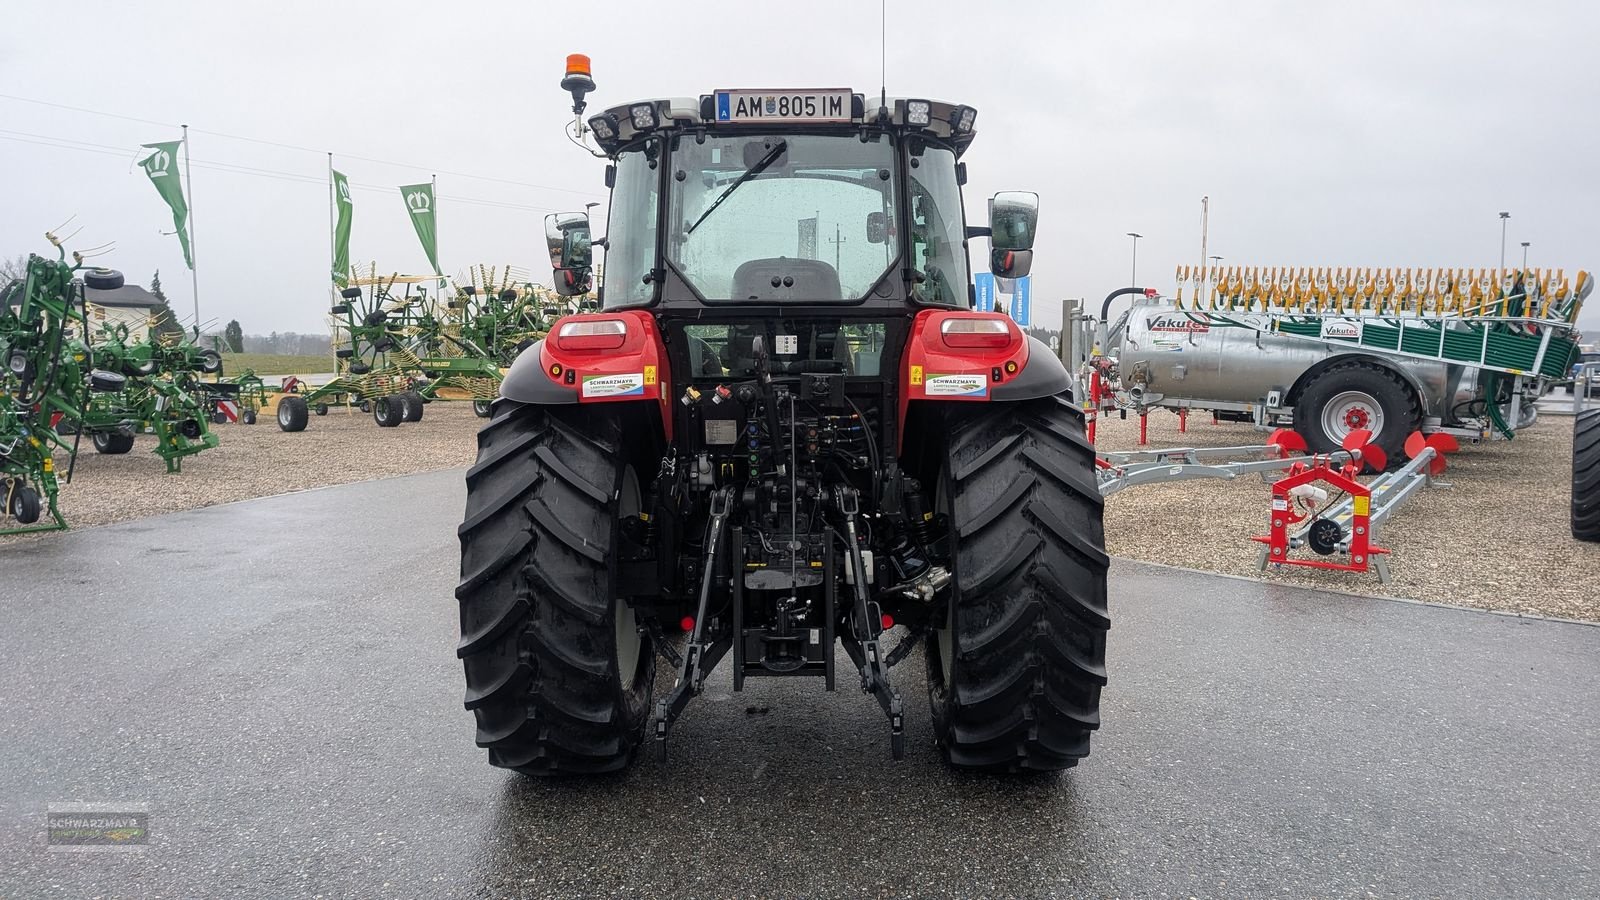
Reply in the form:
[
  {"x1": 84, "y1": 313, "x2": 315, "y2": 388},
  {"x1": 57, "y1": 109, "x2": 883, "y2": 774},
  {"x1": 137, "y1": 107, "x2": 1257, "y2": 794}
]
[
  {"x1": 555, "y1": 319, "x2": 627, "y2": 351},
  {"x1": 940, "y1": 317, "x2": 1013, "y2": 349}
]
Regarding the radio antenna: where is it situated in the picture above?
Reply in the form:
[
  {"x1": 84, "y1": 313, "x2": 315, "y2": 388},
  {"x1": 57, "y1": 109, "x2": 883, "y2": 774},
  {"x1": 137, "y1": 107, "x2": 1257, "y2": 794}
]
[{"x1": 879, "y1": 0, "x2": 887, "y2": 114}]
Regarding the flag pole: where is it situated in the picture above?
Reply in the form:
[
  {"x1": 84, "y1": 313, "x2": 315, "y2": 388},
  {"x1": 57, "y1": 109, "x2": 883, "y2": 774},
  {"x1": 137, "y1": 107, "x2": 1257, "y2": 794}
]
[
  {"x1": 432, "y1": 173, "x2": 444, "y2": 290},
  {"x1": 328, "y1": 153, "x2": 336, "y2": 305},
  {"x1": 182, "y1": 124, "x2": 199, "y2": 329}
]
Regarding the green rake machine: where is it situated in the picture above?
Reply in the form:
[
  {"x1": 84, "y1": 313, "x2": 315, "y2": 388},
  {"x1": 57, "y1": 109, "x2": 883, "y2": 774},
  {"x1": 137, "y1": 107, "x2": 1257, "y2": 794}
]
[
  {"x1": 3, "y1": 238, "x2": 221, "y2": 533},
  {"x1": 274, "y1": 269, "x2": 506, "y2": 430}
]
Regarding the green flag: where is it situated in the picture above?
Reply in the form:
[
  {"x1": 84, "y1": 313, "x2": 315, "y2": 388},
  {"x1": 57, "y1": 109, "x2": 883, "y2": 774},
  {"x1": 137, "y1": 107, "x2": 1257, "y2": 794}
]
[
  {"x1": 139, "y1": 141, "x2": 193, "y2": 269},
  {"x1": 331, "y1": 170, "x2": 354, "y2": 287},
  {"x1": 399, "y1": 182, "x2": 441, "y2": 275}
]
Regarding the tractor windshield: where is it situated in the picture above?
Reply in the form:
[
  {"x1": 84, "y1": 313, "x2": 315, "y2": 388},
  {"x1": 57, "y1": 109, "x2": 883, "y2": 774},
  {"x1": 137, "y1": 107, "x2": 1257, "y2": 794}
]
[{"x1": 666, "y1": 133, "x2": 900, "y2": 302}]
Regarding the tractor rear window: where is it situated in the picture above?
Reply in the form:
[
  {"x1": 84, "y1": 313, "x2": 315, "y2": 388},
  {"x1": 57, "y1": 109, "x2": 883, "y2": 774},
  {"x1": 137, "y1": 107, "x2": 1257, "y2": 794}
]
[{"x1": 665, "y1": 134, "x2": 898, "y2": 302}]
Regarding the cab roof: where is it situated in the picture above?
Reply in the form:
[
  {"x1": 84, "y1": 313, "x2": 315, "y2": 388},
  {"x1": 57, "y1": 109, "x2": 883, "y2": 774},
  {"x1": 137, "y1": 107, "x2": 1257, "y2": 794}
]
[{"x1": 587, "y1": 93, "x2": 977, "y2": 156}]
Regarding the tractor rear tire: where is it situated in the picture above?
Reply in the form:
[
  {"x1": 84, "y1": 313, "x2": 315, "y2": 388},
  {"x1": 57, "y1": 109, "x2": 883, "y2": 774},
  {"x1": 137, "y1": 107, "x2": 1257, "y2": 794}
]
[
  {"x1": 1294, "y1": 361, "x2": 1421, "y2": 471},
  {"x1": 277, "y1": 396, "x2": 309, "y2": 432},
  {"x1": 401, "y1": 390, "x2": 425, "y2": 423},
  {"x1": 1574, "y1": 407, "x2": 1600, "y2": 542},
  {"x1": 373, "y1": 395, "x2": 404, "y2": 427},
  {"x1": 9, "y1": 484, "x2": 41, "y2": 524},
  {"x1": 925, "y1": 394, "x2": 1110, "y2": 772},
  {"x1": 456, "y1": 402, "x2": 654, "y2": 775},
  {"x1": 92, "y1": 432, "x2": 135, "y2": 455}
]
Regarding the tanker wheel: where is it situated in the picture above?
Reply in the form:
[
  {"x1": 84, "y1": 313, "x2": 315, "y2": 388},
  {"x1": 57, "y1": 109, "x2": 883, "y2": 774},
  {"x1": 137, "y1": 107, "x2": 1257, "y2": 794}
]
[
  {"x1": 925, "y1": 394, "x2": 1110, "y2": 772},
  {"x1": 373, "y1": 395, "x2": 404, "y2": 427},
  {"x1": 277, "y1": 396, "x2": 309, "y2": 432},
  {"x1": 9, "y1": 484, "x2": 42, "y2": 524},
  {"x1": 456, "y1": 403, "x2": 654, "y2": 774},
  {"x1": 1294, "y1": 361, "x2": 1420, "y2": 471},
  {"x1": 92, "y1": 431, "x2": 135, "y2": 455},
  {"x1": 472, "y1": 399, "x2": 493, "y2": 418},
  {"x1": 1574, "y1": 406, "x2": 1600, "y2": 542},
  {"x1": 401, "y1": 390, "x2": 425, "y2": 423}
]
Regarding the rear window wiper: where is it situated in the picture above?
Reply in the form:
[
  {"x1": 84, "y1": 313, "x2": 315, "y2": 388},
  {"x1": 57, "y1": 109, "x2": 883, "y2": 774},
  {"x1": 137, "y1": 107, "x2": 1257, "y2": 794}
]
[{"x1": 685, "y1": 141, "x2": 787, "y2": 236}]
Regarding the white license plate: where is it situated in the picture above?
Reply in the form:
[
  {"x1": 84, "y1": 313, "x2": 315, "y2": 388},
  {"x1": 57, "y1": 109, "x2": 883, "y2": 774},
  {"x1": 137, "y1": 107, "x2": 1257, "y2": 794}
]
[{"x1": 713, "y1": 89, "x2": 852, "y2": 124}]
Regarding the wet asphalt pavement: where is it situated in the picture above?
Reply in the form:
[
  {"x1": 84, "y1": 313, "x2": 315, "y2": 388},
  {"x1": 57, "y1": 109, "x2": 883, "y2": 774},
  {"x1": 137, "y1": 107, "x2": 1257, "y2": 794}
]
[{"x1": 1, "y1": 469, "x2": 1597, "y2": 898}]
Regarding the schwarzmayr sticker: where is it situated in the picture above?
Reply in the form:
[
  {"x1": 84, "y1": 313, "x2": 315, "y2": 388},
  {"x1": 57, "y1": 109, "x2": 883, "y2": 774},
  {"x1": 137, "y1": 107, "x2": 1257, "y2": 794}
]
[
  {"x1": 925, "y1": 374, "x2": 987, "y2": 397},
  {"x1": 581, "y1": 373, "x2": 646, "y2": 398}
]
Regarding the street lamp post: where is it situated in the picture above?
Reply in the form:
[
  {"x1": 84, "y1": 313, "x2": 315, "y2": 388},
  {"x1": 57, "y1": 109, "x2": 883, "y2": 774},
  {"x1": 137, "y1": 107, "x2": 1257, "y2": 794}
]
[
  {"x1": 1499, "y1": 211, "x2": 1510, "y2": 270},
  {"x1": 1127, "y1": 232, "x2": 1143, "y2": 288},
  {"x1": 1520, "y1": 241, "x2": 1530, "y2": 270}
]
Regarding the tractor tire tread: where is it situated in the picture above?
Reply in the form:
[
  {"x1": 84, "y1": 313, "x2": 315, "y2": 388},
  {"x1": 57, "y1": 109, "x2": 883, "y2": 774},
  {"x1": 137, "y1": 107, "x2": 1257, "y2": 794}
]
[
  {"x1": 456, "y1": 402, "x2": 652, "y2": 776},
  {"x1": 927, "y1": 395, "x2": 1109, "y2": 772}
]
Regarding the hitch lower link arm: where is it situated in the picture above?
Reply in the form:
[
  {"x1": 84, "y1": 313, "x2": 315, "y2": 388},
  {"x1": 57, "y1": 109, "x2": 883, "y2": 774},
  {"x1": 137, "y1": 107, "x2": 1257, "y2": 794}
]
[
  {"x1": 653, "y1": 485, "x2": 736, "y2": 761},
  {"x1": 834, "y1": 485, "x2": 905, "y2": 760}
]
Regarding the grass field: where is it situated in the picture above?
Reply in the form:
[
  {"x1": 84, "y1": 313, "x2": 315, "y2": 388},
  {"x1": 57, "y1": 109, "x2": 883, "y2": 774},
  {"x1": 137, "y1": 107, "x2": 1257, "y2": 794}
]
[{"x1": 219, "y1": 353, "x2": 331, "y2": 377}]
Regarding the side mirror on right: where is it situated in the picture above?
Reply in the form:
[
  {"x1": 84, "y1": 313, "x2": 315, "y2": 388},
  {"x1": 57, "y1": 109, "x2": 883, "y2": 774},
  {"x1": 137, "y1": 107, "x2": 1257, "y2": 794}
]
[
  {"x1": 865, "y1": 211, "x2": 887, "y2": 244},
  {"x1": 545, "y1": 211, "x2": 594, "y2": 297},
  {"x1": 988, "y1": 190, "x2": 1039, "y2": 278}
]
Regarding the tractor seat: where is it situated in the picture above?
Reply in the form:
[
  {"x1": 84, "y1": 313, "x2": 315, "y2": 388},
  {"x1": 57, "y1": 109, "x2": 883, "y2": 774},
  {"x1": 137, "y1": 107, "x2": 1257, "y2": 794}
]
[{"x1": 730, "y1": 258, "x2": 842, "y2": 301}]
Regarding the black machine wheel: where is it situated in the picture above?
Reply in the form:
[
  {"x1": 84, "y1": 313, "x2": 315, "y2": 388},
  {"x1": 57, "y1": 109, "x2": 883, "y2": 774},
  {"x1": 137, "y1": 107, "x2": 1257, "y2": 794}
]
[
  {"x1": 8, "y1": 484, "x2": 41, "y2": 524},
  {"x1": 242, "y1": 409, "x2": 257, "y2": 425},
  {"x1": 349, "y1": 362, "x2": 372, "y2": 376},
  {"x1": 315, "y1": 403, "x2": 329, "y2": 416},
  {"x1": 1574, "y1": 406, "x2": 1600, "y2": 542},
  {"x1": 359, "y1": 400, "x2": 371, "y2": 413},
  {"x1": 277, "y1": 396, "x2": 309, "y2": 432},
  {"x1": 330, "y1": 304, "x2": 350, "y2": 315},
  {"x1": 456, "y1": 403, "x2": 653, "y2": 774},
  {"x1": 83, "y1": 268, "x2": 124, "y2": 291},
  {"x1": 199, "y1": 349, "x2": 223, "y2": 374},
  {"x1": 340, "y1": 287, "x2": 363, "y2": 300},
  {"x1": 336, "y1": 348, "x2": 355, "y2": 359},
  {"x1": 401, "y1": 390, "x2": 425, "y2": 423},
  {"x1": 924, "y1": 395, "x2": 1110, "y2": 772},
  {"x1": 92, "y1": 432, "x2": 135, "y2": 455},
  {"x1": 211, "y1": 410, "x2": 229, "y2": 425},
  {"x1": 1293, "y1": 361, "x2": 1421, "y2": 470},
  {"x1": 373, "y1": 395, "x2": 404, "y2": 427},
  {"x1": 472, "y1": 399, "x2": 493, "y2": 418}
]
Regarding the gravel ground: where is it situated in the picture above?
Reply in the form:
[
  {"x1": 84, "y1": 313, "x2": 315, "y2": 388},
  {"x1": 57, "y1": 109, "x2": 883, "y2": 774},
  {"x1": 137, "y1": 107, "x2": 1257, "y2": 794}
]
[
  {"x1": 8, "y1": 397, "x2": 1596, "y2": 621},
  {"x1": 1, "y1": 402, "x2": 481, "y2": 544},
  {"x1": 1097, "y1": 408, "x2": 1600, "y2": 621}
]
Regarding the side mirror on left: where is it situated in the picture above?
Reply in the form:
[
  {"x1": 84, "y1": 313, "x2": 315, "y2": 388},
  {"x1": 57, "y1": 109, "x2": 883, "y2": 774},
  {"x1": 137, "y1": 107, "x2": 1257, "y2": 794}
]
[{"x1": 545, "y1": 212, "x2": 594, "y2": 297}]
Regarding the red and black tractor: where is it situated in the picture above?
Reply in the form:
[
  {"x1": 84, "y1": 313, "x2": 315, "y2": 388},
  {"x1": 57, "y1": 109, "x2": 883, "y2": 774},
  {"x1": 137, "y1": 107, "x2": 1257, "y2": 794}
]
[{"x1": 455, "y1": 57, "x2": 1108, "y2": 774}]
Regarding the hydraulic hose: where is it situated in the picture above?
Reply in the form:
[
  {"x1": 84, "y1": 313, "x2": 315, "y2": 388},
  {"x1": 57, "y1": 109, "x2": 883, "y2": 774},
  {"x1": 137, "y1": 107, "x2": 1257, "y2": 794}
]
[
  {"x1": 1096, "y1": 287, "x2": 1153, "y2": 355},
  {"x1": 1481, "y1": 371, "x2": 1516, "y2": 440}
]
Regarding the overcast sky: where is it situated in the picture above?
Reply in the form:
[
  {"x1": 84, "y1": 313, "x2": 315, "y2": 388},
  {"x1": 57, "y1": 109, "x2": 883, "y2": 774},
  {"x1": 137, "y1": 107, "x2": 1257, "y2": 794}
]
[{"x1": 3, "y1": 0, "x2": 1597, "y2": 335}]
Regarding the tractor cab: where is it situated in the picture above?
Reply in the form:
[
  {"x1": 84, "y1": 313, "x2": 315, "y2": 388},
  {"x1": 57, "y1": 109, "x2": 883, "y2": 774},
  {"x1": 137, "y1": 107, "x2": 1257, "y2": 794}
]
[{"x1": 545, "y1": 74, "x2": 1037, "y2": 312}]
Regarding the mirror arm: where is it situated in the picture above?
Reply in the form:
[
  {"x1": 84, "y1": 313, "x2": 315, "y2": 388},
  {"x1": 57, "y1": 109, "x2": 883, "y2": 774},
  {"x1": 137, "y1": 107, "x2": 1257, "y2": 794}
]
[{"x1": 965, "y1": 226, "x2": 992, "y2": 240}]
